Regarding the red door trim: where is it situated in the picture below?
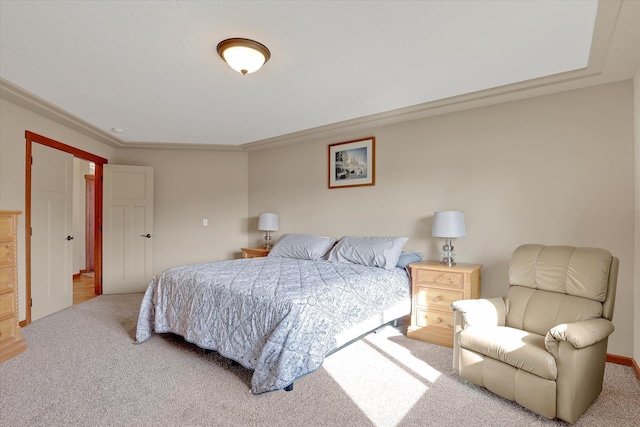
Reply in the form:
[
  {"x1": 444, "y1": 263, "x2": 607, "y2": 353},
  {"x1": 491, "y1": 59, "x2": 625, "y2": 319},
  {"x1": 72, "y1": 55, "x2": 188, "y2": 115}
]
[{"x1": 23, "y1": 131, "x2": 108, "y2": 325}]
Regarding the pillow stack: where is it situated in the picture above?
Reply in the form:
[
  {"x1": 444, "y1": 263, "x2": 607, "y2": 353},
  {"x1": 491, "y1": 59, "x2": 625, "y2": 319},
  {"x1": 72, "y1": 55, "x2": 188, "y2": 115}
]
[{"x1": 268, "y1": 233, "x2": 421, "y2": 270}]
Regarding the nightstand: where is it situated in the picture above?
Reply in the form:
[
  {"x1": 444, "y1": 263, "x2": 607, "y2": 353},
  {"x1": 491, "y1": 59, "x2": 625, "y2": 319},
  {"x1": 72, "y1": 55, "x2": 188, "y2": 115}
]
[
  {"x1": 241, "y1": 247, "x2": 270, "y2": 258},
  {"x1": 407, "y1": 261, "x2": 482, "y2": 347}
]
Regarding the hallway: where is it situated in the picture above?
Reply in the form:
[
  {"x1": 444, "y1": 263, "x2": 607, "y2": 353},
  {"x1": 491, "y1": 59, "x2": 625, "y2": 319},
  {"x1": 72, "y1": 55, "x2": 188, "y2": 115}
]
[{"x1": 73, "y1": 273, "x2": 97, "y2": 305}]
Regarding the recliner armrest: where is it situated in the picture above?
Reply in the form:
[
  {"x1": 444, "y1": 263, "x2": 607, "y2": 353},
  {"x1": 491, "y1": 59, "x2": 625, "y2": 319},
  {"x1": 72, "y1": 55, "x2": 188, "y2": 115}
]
[
  {"x1": 450, "y1": 297, "x2": 506, "y2": 328},
  {"x1": 544, "y1": 318, "x2": 615, "y2": 358}
]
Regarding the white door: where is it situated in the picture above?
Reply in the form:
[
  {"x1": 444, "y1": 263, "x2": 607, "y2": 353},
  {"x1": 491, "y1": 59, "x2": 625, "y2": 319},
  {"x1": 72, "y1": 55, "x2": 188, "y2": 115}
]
[
  {"x1": 103, "y1": 165, "x2": 154, "y2": 294},
  {"x1": 31, "y1": 143, "x2": 74, "y2": 320}
]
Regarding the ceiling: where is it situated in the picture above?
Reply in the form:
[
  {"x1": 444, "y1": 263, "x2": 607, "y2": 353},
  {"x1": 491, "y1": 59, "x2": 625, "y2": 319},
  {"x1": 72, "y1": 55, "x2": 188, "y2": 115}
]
[{"x1": 1, "y1": 1, "x2": 639, "y2": 150}]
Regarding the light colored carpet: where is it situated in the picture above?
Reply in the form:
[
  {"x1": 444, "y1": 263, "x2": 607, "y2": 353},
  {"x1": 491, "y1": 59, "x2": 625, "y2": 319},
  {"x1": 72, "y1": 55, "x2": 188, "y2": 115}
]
[{"x1": 0, "y1": 294, "x2": 638, "y2": 426}]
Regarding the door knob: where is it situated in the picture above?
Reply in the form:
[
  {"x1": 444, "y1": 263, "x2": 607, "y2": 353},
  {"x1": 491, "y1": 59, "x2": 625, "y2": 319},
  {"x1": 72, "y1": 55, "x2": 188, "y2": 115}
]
[
  {"x1": 66, "y1": 235, "x2": 74, "y2": 241},
  {"x1": 140, "y1": 233, "x2": 151, "y2": 238}
]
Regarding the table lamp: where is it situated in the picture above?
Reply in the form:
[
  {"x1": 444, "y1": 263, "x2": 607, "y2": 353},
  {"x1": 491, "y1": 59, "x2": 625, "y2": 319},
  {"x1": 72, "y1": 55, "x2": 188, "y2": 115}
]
[
  {"x1": 432, "y1": 210, "x2": 466, "y2": 266},
  {"x1": 258, "y1": 213, "x2": 279, "y2": 249}
]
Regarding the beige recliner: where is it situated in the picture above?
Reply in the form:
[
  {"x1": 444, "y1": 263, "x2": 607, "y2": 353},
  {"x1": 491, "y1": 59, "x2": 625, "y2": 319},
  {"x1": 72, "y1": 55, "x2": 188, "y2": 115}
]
[{"x1": 451, "y1": 244, "x2": 618, "y2": 424}]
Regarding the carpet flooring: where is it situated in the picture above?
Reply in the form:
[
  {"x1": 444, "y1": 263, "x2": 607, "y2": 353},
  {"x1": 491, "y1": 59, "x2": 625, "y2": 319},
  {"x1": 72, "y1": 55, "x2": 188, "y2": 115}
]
[{"x1": 0, "y1": 293, "x2": 638, "y2": 426}]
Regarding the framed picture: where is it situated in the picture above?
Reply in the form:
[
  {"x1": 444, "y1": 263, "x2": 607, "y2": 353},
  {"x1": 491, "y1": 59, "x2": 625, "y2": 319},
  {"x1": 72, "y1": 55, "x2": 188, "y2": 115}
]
[{"x1": 328, "y1": 137, "x2": 375, "y2": 189}]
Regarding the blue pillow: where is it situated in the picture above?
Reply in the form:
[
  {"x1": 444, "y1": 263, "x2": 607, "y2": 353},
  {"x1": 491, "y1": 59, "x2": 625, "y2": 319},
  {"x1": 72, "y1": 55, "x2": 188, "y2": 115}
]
[{"x1": 396, "y1": 251, "x2": 422, "y2": 268}]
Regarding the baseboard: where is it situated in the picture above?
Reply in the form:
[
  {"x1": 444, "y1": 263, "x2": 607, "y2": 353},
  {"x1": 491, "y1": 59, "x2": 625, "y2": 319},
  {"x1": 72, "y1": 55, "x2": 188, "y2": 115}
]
[{"x1": 607, "y1": 354, "x2": 640, "y2": 380}]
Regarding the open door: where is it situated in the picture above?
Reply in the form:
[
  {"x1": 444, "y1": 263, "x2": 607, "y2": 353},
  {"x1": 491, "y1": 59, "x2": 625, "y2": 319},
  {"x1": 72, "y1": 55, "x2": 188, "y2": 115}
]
[
  {"x1": 31, "y1": 143, "x2": 74, "y2": 320},
  {"x1": 102, "y1": 164, "x2": 154, "y2": 294},
  {"x1": 25, "y1": 131, "x2": 107, "y2": 325}
]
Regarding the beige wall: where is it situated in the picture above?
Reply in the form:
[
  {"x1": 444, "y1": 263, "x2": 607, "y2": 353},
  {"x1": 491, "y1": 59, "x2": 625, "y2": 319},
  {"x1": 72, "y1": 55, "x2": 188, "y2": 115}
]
[
  {"x1": 249, "y1": 81, "x2": 635, "y2": 357},
  {"x1": 0, "y1": 98, "x2": 118, "y2": 320},
  {"x1": 1, "y1": 99, "x2": 249, "y2": 322},
  {"x1": 112, "y1": 148, "x2": 248, "y2": 274},
  {"x1": 1, "y1": 81, "x2": 636, "y2": 359}
]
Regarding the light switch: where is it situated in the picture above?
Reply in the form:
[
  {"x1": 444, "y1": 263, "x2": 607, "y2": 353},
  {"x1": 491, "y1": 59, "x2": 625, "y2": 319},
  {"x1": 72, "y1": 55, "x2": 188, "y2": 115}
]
[{"x1": 203, "y1": 219, "x2": 208, "y2": 226}]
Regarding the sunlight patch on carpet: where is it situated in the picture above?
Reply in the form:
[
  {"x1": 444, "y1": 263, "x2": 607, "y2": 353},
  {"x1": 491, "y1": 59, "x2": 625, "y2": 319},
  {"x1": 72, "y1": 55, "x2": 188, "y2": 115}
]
[
  {"x1": 364, "y1": 327, "x2": 442, "y2": 384},
  {"x1": 323, "y1": 339, "x2": 427, "y2": 427}
]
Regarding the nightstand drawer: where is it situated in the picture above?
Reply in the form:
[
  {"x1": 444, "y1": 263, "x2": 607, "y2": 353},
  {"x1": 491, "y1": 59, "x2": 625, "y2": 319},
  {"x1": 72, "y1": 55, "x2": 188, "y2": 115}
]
[
  {"x1": 416, "y1": 286, "x2": 462, "y2": 310},
  {"x1": 0, "y1": 292, "x2": 15, "y2": 320},
  {"x1": 414, "y1": 269, "x2": 464, "y2": 289},
  {"x1": 0, "y1": 241, "x2": 15, "y2": 268},
  {"x1": 0, "y1": 215, "x2": 16, "y2": 240},
  {"x1": 241, "y1": 247, "x2": 270, "y2": 258},
  {"x1": 408, "y1": 261, "x2": 482, "y2": 348},
  {"x1": 0, "y1": 267, "x2": 15, "y2": 293},
  {"x1": 0, "y1": 316, "x2": 17, "y2": 343},
  {"x1": 415, "y1": 308, "x2": 455, "y2": 331}
]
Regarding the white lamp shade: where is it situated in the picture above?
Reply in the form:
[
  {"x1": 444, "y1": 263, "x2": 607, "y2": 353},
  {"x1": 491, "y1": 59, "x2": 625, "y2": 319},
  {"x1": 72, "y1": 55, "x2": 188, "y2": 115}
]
[
  {"x1": 432, "y1": 211, "x2": 466, "y2": 238},
  {"x1": 258, "y1": 213, "x2": 279, "y2": 231}
]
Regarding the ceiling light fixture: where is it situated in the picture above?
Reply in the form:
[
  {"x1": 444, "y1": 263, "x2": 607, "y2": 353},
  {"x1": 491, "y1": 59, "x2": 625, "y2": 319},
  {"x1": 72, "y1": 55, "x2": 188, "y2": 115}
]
[{"x1": 217, "y1": 38, "x2": 271, "y2": 75}]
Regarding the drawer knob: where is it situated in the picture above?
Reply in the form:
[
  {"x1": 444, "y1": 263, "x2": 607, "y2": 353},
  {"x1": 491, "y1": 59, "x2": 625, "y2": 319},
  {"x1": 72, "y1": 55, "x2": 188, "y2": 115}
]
[
  {"x1": 434, "y1": 317, "x2": 443, "y2": 324},
  {"x1": 432, "y1": 295, "x2": 443, "y2": 302}
]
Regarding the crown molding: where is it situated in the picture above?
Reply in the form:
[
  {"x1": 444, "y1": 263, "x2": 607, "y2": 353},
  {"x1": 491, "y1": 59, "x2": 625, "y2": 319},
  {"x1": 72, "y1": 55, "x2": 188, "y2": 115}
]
[
  {"x1": 0, "y1": 77, "x2": 245, "y2": 152},
  {"x1": 242, "y1": 0, "x2": 623, "y2": 151},
  {"x1": 241, "y1": 67, "x2": 605, "y2": 152},
  {"x1": 0, "y1": 77, "x2": 125, "y2": 148},
  {"x1": 116, "y1": 141, "x2": 244, "y2": 151},
  {"x1": 1, "y1": 0, "x2": 625, "y2": 153}
]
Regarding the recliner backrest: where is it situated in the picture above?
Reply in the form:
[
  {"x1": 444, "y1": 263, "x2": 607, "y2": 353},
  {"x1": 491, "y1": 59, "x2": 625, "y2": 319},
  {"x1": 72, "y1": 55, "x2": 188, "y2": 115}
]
[{"x1": 504, "y1": 244, "x2": 616, "y2": 334}]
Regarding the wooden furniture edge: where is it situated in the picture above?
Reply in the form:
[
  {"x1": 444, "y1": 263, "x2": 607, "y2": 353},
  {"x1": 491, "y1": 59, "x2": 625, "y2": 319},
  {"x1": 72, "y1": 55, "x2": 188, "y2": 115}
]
[
  {"x1": 0, "y1": 210, "x2": 27, "y2": 362},
  {"x1": 606, "y1": 354, "x2": 640, "y2": 380}
]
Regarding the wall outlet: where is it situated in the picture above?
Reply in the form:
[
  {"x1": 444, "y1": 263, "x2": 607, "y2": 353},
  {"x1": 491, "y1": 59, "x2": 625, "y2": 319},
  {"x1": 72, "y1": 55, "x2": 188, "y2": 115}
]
[{"x1": 203, "y1": 219, "x2": 208, "y2": 226}]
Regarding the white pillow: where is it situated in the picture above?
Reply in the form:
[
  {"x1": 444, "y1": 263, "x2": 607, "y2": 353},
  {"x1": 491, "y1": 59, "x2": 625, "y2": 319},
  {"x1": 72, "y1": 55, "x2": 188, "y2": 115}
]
[
  {"x1": 268, "y1": 233, "x2": 336, "y2": 261},
  {"x1": 327, "y1": 236, "x2": 409, "y2": 270}
]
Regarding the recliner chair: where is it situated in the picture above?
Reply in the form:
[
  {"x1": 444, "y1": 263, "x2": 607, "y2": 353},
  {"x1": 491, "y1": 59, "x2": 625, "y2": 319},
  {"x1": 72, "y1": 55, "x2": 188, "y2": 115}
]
[{"x1": 451, "y1": 244, "x2": 618, "y2": 424}]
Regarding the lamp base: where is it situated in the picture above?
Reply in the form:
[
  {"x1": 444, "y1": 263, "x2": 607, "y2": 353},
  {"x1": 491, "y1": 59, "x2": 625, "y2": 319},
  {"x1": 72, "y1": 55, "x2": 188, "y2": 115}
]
[
  {"x1": 440, "y1": 239, "x2": 456, "y2": 267},
  {"x1": 263, "y1": 231, "x2": 273, "y2": 250},
  {"x1": 440, "y1": 257, "x2": 456, "y2": 267}
]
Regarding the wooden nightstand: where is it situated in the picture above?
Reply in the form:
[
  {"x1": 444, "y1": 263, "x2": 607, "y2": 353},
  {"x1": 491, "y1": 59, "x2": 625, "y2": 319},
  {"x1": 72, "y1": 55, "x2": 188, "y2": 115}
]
[
  {"x1": 407, "y1": 261, "x2": 482, "y2": 347},
  {"x1": 241, "y1": 247, "x2": 270, "y2": 258}
]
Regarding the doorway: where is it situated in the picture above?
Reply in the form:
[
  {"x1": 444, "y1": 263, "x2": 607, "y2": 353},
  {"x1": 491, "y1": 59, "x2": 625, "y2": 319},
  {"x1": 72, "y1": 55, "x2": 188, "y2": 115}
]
[
  {"x1": 24, "y1": 131, "x2": 107, "y2": 325},
  {"x1": 72, "y1": 162, "x2": 97, "y2": 305},
  {"x1": 73, "y1": 274, "x2": 97, "y2": 305}
]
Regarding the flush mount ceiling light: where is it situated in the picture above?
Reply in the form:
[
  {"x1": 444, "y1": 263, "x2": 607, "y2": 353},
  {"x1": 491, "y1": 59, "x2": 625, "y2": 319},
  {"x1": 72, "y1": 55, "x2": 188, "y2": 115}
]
[{"x1": 217, "y1": 38, "x2": 271, "y2": 75}]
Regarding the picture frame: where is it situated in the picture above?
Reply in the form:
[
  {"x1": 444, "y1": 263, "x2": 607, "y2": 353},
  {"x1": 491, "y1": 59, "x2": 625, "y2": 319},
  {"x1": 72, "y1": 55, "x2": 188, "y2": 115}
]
[{"x1": 328, "y1": 137, "x2": 375, "y2": 189}]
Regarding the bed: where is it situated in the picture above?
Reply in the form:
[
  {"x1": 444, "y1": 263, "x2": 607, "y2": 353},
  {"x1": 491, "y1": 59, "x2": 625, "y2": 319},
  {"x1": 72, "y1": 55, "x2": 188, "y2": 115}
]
[{"x1": 136, "y1": 234, "x2": 418, "y2": 394}]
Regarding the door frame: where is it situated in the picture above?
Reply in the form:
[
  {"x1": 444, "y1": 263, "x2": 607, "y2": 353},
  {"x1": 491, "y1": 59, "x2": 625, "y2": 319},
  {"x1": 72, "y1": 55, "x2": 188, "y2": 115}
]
[
  {"x1": 85, "y1": 174, "x2": 96, "y2": 272},
  {"x1": 23, "y1": 131, "x2": 108, "y2": 326}
]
